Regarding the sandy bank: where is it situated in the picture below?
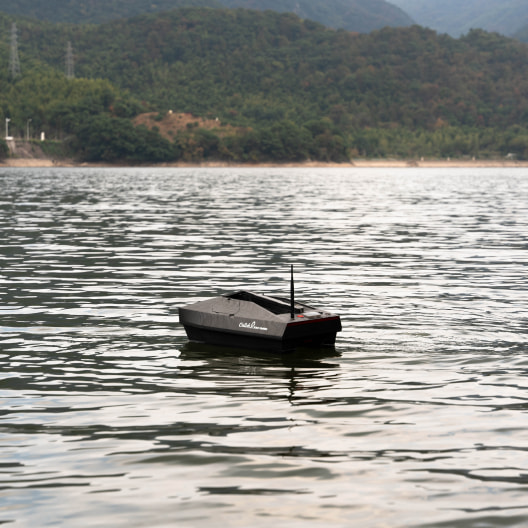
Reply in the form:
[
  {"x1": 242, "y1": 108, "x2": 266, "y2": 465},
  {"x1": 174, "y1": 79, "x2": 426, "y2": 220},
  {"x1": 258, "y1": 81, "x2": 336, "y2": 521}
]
[{"x1": 2, "y1": 158, "x2": 528, "y2": 169}]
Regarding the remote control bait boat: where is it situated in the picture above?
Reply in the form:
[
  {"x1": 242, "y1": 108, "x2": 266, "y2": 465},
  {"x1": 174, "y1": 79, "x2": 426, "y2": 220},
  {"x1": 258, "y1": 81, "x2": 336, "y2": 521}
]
[{"x1": 179, "y1": 266, "x2": 341, "y2": 351}]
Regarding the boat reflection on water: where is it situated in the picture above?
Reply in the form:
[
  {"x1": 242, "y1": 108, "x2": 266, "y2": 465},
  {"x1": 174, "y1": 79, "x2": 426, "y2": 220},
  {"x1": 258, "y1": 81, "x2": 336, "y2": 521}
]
[
  {"x1": 179, "y1": 340, "x2": 342, "y2": 366},
  {"x1": 178, "y1": 341, "x2": 342, "y2": 405}
]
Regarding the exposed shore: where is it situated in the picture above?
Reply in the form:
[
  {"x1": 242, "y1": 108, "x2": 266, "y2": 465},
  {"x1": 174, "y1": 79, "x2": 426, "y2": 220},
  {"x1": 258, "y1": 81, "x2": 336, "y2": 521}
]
[{"x1": 2, "y1": 157, "x2": 528, "y2": 168}]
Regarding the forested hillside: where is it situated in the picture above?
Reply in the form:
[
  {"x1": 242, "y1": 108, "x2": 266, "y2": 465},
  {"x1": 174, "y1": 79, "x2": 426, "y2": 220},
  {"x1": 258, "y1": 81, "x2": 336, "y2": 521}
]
[
  {"x1": 390, "y1": 0, "x2": 528, "y2": 37},
  {"x1": 2, "y1": 8, "x2": 528, "y2": 163},
  {"x1": 25, "y1": 9, "x2": 528, "y2": 130},
  {"x1": 0, "y1": 0, "x2": 413, "y2": 32}
]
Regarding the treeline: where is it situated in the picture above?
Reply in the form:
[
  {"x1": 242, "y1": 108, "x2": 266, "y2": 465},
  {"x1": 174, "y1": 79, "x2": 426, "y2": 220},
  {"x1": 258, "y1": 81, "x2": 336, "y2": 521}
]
[
  {"x1": 68, "y1": 116, "x2": 528, "y2": 163},
  {"x1": 2, "y1": 8, "x2": 528, "y2": 162},
  {"x1": 4, "y1": 107, "x2": 528, "y2": 164},
  {"x1": 0, "y1": 66, "x2": 144, "y2": 140},
  {"x1": 72, "y1": 115, "x2": 349, "y2": 162}
]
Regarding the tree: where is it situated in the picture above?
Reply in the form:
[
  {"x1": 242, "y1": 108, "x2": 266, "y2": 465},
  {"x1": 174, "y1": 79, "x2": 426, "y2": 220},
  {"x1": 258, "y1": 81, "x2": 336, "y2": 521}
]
[
  {"x1": 73, "y1": 115, "x2": 174, "y2": 162},
  {"x1": 0, "y1": 139, "x2": 9, "y2": 160}
]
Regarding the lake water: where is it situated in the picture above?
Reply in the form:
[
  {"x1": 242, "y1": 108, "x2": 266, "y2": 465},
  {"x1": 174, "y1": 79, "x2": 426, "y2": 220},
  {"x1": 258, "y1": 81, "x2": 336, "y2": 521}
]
[{"x1": 1, "y1": 166, "x2": 527, "y2": 527}]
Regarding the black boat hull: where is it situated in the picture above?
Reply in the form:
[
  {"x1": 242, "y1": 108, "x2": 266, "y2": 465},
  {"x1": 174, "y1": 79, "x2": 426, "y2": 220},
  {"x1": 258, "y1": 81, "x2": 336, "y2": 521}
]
[
  {"x1": 183, "y1": 320, "x2": 339, "y2": 352},
  {"x1": 179, "y1": 290, "x2": 341, "y2": 352}
]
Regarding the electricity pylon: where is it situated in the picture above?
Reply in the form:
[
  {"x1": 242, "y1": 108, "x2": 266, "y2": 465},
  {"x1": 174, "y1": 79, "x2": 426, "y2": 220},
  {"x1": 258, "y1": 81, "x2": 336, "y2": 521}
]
[
  {"x1": 9, "y1": 23, "x2": 21, "y2": 78},
  {"x1": 66, "y1": 41, "x2": 74, "y2": 79}
]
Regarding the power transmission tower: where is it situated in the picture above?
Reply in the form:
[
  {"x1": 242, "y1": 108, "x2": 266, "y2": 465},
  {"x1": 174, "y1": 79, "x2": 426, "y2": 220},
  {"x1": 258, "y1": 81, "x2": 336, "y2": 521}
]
[
  {"x1": 9, "y1": 23, "x2": 21, "y2": 78},
  {"x1": 66, "y1": 41, "x2": 74, "y2": 79}
]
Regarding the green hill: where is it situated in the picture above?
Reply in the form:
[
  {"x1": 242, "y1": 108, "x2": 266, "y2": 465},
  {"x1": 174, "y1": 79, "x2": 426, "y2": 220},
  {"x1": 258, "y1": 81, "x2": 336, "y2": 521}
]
[
  {"x1": 29, "y1": 8, "x2": 527, "y2": 130},
  {"x1": 3, "y1": 8, "x2": 528, "y2": 162},
  {"x1": 0, "y1": 0, "x2": 413, "y2": 32}
]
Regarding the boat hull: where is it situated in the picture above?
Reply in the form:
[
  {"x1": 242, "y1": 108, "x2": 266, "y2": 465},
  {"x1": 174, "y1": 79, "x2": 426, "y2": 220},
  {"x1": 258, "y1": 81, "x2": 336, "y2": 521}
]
[
  {"x1": 179, "y1": 291, "x2": 341, "y2": 352},
  {"x1": 182, "y1": 318, "x2": 340, "y2": 351}
]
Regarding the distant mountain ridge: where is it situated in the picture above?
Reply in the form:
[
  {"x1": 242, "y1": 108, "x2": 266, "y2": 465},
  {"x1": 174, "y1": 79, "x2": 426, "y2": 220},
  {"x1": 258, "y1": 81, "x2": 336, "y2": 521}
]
[
  {"x1": 219, "y1": 0, "x2": 413, "y2": 32},
  {"x1": 513, "y1": 24, "x2": 528, "y2": 42},
  {"x1": 390, "y1": 0, "x2": 528, "y2": 37},
  {"x1": 0, "y1": 0, "x2": 221, "y2": 24},
  {"x1": 0, "y1": 0, "x2": 413, "y2": 32}
]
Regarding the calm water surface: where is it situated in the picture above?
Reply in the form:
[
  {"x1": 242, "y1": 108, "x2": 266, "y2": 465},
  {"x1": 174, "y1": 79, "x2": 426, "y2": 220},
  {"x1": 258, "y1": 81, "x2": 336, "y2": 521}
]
[{"x1": 1, "y1": 167, "x2": 527, "y2": 527}]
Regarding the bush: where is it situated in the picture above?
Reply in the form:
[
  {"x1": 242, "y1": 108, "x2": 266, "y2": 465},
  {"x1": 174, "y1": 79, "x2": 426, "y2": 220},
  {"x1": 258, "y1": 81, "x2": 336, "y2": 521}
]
[
  {"x1": 0, "y1": 140, "x2": 9, "y2": 160},
  {"x1": 73, "y1": 115, "x2": 175, "y2": 163}
]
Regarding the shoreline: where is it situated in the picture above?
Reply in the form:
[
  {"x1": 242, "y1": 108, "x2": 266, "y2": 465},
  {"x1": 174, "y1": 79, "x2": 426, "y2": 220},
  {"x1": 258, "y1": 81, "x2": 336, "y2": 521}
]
[{"x1": 2, "y1": 158, "x2": 528, "y2": 169}]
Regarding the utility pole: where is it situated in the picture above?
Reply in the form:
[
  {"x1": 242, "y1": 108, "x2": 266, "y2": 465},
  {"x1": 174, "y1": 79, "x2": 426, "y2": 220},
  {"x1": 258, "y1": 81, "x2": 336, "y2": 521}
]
[
  {"x1": 66, "y1": 41, "x2": 74, "y2": 79},
  {"x1": 9, "y1": 23, "x2": 21, "y2": 78}
]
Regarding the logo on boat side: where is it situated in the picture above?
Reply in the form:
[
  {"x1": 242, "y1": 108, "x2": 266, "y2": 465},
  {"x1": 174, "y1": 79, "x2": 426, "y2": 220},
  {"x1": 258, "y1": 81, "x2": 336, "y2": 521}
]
[{"x1": 239, "y1": 321, "x2": 268, "y2": 331}]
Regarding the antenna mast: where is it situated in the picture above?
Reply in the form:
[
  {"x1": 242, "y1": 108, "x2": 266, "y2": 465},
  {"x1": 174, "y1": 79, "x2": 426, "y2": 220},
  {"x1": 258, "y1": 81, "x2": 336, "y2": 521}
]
[
  {"x1": 290, "y1": 264, "x2": 295, "y2": 319},
  {"x1": 9, "y1": 23, "x2": 21, "y2": 78},
  {"x1": 66, "y1": 41, "x2": 74, "y2": 79}
]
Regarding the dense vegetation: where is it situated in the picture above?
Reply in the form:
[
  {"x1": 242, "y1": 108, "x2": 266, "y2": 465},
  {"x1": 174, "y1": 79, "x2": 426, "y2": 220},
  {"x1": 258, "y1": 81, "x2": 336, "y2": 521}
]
[
  {"x1": 0, "y1": 0, "x2": 413, "y2": 32},
  {"x1": 391, "y1": 0, "x2": 528, "y2": 37},
  {"x1": 2, "y1": 8, "x2": 528, "y2": 163}
]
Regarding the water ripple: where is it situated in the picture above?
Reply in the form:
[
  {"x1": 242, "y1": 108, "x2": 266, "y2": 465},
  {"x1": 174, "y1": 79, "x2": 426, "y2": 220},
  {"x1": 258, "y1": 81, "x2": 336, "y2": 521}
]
[{"x1": 1, "y1": 167, "x2": 528, "y2": 527}]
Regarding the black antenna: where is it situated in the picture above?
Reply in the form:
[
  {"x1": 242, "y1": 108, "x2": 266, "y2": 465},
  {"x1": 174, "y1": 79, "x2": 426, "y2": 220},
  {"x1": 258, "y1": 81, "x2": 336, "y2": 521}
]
[{"x1": 290, "y1": 264, "x2": 295, "y2": 319}]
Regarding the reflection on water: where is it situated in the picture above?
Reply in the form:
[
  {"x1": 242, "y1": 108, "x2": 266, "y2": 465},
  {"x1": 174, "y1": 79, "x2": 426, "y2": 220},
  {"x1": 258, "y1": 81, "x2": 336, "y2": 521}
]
[{"x1": 1, "y1": 167, "x2": 528, "y2": 527}]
